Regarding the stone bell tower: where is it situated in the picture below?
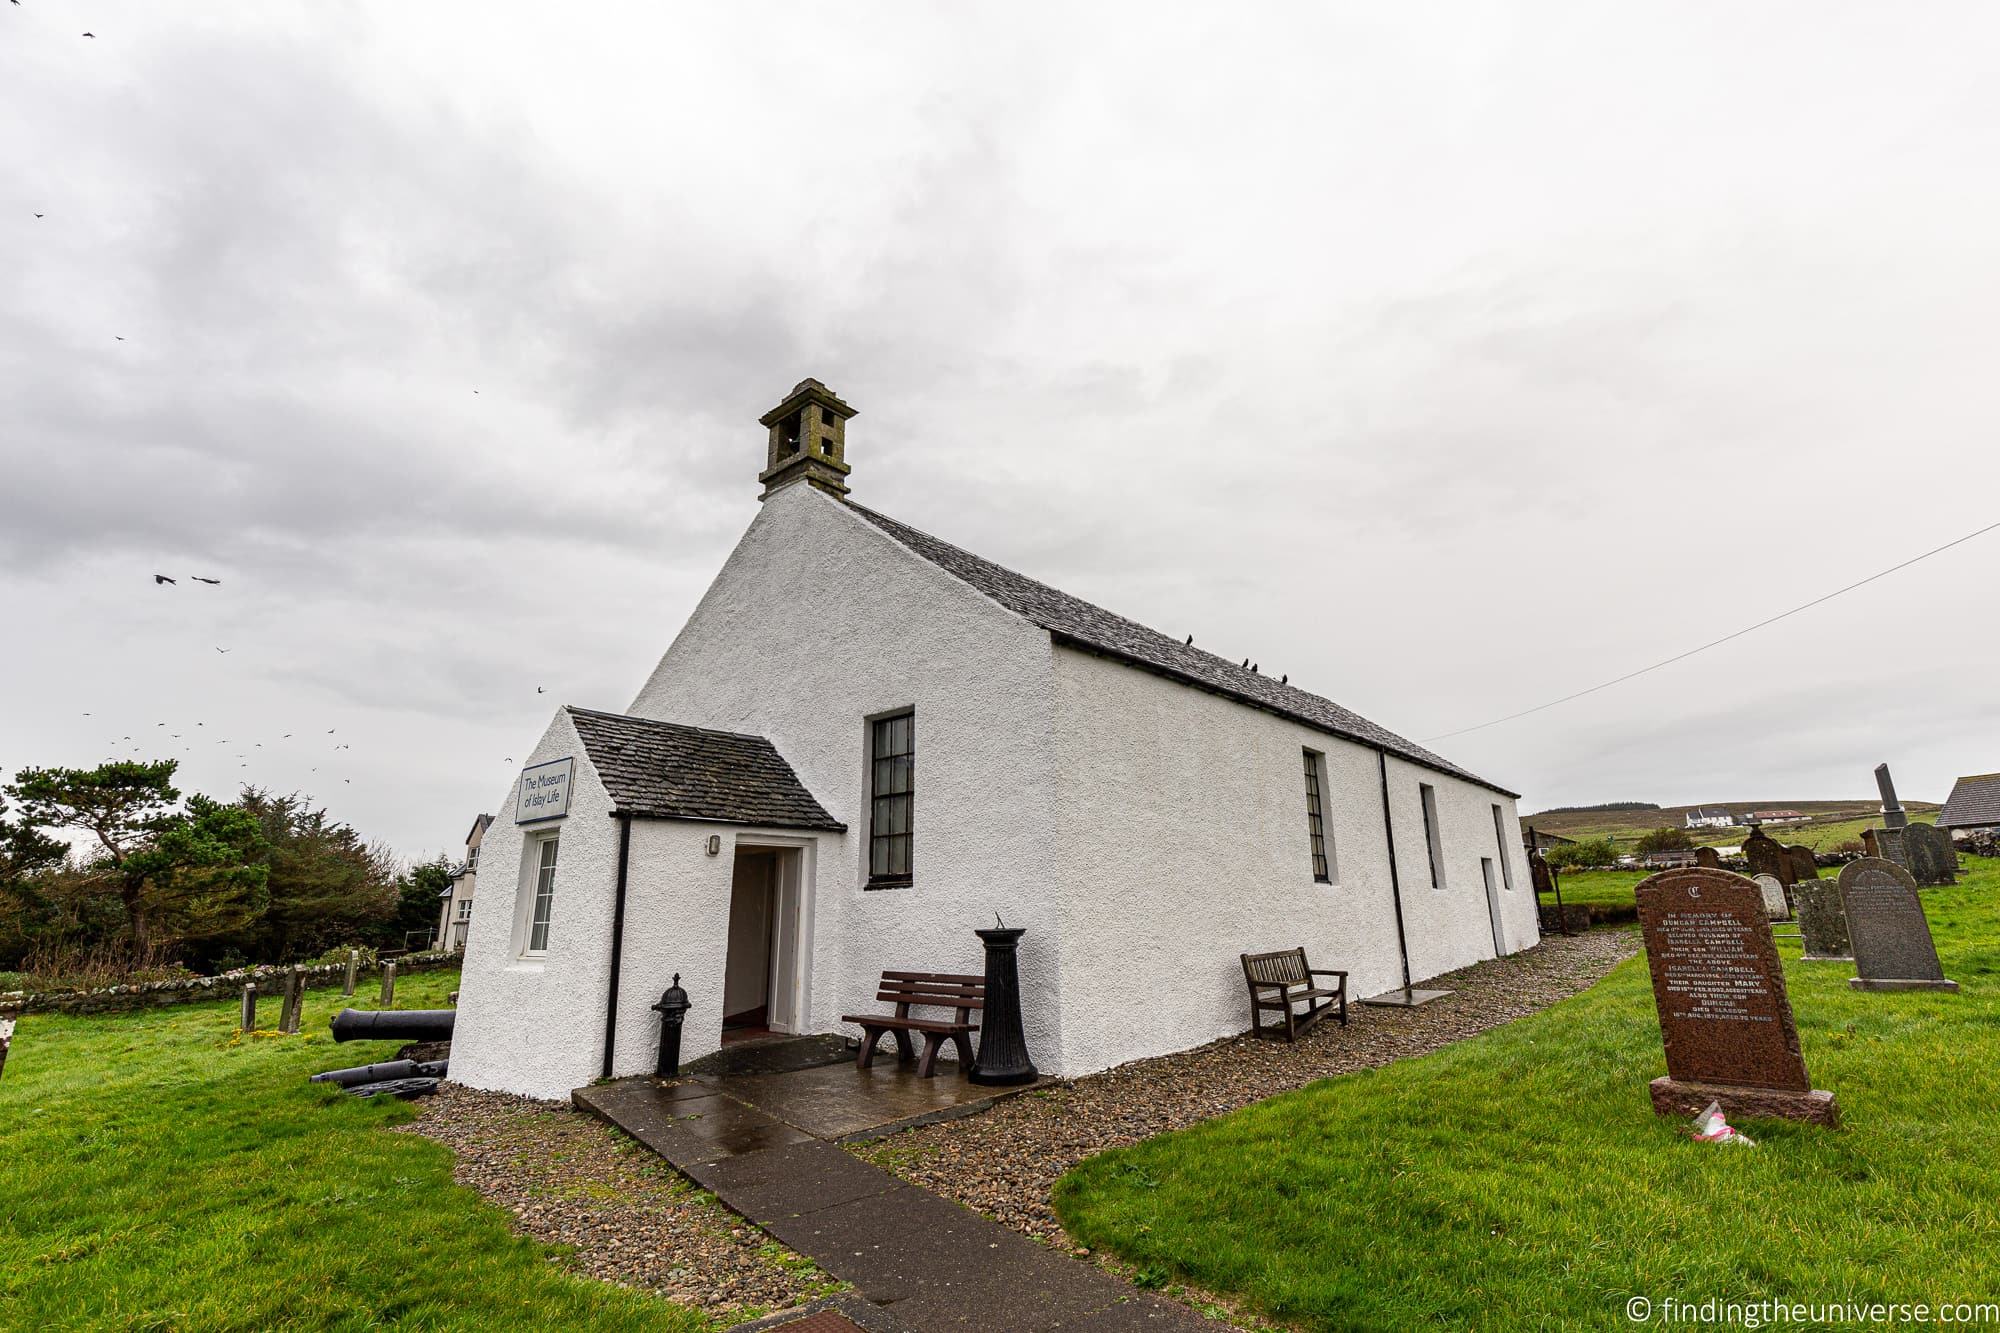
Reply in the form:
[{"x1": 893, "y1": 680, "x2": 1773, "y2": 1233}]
[{"x1": 759, "y1": 378, "x2": 855, "y2": 500}]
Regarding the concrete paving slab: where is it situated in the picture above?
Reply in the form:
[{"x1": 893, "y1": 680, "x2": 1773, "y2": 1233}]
[
  {"x1": 1358, "y1": 987, "x2": 1453, "y2": 1008},
  {"x1": 697, "y1": 1139, "x2": 905, "y2": 1219},
  {"x1": 760, "y1": 1184, "x2": 1132, "y2": 1330},
  {"x1": 702, "y1": 1059, "x2": 1036, "y2": 1140}
]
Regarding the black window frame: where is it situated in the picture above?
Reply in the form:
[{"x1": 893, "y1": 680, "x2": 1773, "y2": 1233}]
[
  {"x1": 1303, "y1": 748, "x2": 1332, "y2": 884},
  {"x1": 866, "y1": 709, "x2": 914, "y2": 888},
  {"x1": 1419, "y1": 782, "x2": 1445, "y2": 889}
]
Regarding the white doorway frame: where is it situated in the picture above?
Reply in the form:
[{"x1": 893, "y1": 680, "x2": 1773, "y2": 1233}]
[{"x1": 733, "y1": 834, "x2": 817, "y2": 1035}]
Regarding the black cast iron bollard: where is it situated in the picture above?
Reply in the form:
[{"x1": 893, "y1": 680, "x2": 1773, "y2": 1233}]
[
  {"x1": 652, "y1": 974, "x2": 690, "y2": 1078},
  {"x1": 970, "y1": 926, "x2": 1038, "y2": 1086}
]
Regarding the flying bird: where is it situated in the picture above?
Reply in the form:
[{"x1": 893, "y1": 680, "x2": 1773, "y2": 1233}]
[
  {"x1": 82, "y1": 31, "x2": 93, "y2": 38},
  {"x1": 536, "y1": 686, "x2": 544, "y2": 694},
  {"x1": 114, "y1": 336, "x2": 124, "y2": 342},
  {"x1": 191, "y1": 576, "x2": 220, "y2": 585},
  {"x1": 33, "y1": 212, "x2": 43, "y2": 218},
  {"x1": 282, "y1": 733, "x2": 291, "y2": 738},
  {"x1": 215, "y1": 647, "x2": 230, "y2": 654},
  {"x1": 154, "y1": 574, "x2": 176, "y2": 585},
  {"x1": 327, "y1": 729, "x2": 335, "y2": 734}
]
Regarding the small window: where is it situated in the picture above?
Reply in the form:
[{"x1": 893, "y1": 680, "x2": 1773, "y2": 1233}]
[
  {"x1": 1490, "y1": 805, "x2": 1515, "y2": 890},
  {"x1": 525, "y1": 834, "x2": 559, "y2": 955},
  {"x1": 868, "y1": 711, "x2": 914, "y2": 886},
  {"x1": 1419, "y1": 783, "x2": 1446, "y2": 890},
  {"x1": 1302, "y1": 749, "x2": 1333, "y2": 883},
  {"x1": 466, "y1": 844, "x2": 480, "y2": 872},
  {"x1": 456, "y1": 898, "x2": 473, "y2": 921}
]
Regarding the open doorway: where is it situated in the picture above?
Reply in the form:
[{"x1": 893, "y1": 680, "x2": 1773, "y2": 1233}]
[{"x1": 723, "y1": 845, "x2": 806, "y2": 1043}]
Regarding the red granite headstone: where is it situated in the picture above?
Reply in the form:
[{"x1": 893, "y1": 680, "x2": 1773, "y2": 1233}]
[{"x1": 1636, "y1": 867, "x2": 1838, "y2": 1125}]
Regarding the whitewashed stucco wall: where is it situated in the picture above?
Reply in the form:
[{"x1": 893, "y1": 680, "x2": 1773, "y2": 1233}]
[
  {"x1": 453, "y1": 482, "x2": 1535, "y2": 1096},
  {"x1": 627, "y1": 485, "x2": 1070, "y2": 1074},
  {"x1": 450, "y1": 709, "x2": 624, "y2": 1101},
  {"x1": 1047, "y1": 645, "x2": 1538, "y2": 1076}
]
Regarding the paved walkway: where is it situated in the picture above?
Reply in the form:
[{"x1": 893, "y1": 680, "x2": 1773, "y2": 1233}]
[{"x1": 575, "y1": 1078, "x2": 1215, "y2": 1332}]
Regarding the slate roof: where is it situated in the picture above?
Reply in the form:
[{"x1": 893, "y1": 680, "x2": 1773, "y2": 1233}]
[
  {"x1": 1938, "y1": 773, "x2": 2000, "y2": 829},
  {"x1": 566, "y1": 707, "x2": 845, "y2": 831},
  {"x1": 846, "y1": 503, "x2": 1515, "y2": 797}
]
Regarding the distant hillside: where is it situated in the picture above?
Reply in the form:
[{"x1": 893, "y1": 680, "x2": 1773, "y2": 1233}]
[{"x1": 1520, "y1": 799, "x2": 1942, "y2": 851}]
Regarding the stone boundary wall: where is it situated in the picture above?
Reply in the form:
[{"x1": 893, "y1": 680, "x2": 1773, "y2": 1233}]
[{"x1": 0, "y1": 951, "x2": 462, "y2": 1017}]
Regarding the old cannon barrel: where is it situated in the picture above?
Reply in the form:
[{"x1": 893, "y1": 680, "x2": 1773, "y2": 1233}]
[
  {"x1": 308, "y1": 1058, "x2": 447, "y2": 1087},
  {"x1": 328, "y1": 1008, "x2": 455, "y2": 1043}
]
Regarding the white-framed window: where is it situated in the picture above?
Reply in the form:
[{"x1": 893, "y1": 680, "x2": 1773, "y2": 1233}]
[
  {"x1": 1419, "y1": 783, "x2": 1447, "y2": 890},
  {"x1": 524, "y1": 833, "x2": 559, "y2": 955},
  {"x1": 456, "y1": 897, "x2": 473, "y2": 921},
  {"x1": 466, "y1": 844, "x2": 480, "y2": 873}
]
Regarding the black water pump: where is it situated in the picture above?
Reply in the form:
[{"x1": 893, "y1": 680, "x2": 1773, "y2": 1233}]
[{"x1": 651, "y1": 974, "x2": 690, "y2": 1078}]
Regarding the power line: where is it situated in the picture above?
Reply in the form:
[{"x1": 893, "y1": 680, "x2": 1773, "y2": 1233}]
[{"x1": 1424, "y1": 515, "x2": 2000, "y2": 743}]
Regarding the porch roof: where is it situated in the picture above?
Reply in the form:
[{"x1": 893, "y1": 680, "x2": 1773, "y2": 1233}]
[{"x1": 566, "y1": 707, "x2": 847, "y2": 832}]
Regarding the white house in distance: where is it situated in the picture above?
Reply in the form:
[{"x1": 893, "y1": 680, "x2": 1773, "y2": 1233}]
[
  {"x1": 451, "y1": 380, "x2": 1541, "y2": 1101},
  {"x1": 433, "y1": 814, "x2": 492, "y2": 952},
  {"x1": 1684, "y1": 807, "x2": 1737, "y2": 830}
]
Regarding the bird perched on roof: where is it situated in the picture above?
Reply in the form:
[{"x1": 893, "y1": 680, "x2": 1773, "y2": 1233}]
[
  {"x1": 154, "y1": 574, "x2": 176, "y2": 585},
  {"x1": 1280, "y1": 674, "x2": 1289, "y2": 685},
  {"x1": 1184, "y1": 635, "x2": 1192, "y2": 645}
]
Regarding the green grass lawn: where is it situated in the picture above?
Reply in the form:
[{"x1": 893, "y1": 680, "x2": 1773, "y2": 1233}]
[
  {"x1": 1056, "y1": 862, "x2": 2000, "y2": 1331},
  {"x1": 0, "y1": 969, "x2": 707, "y2": 1331},
  {"x1": 1544, "y1": 867, "x2": 1649, "y2": 909}
]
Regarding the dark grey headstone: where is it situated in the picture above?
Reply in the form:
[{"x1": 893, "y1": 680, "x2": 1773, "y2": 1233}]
[
  {"x1": 1794, "y1": 881, "x2": 1852, "y2": 960},
  {"x1": 1876, "y1": 762, "x2": 1910, "y2": 830},
  {"x1": 1785, "y1": 845, "x2": 1819, "y2": 882},
  {"x1": 1838, "y1": 857, "x2": 1958, "y2": 992},
  {"x1": 1694, "y1": 846, "x2": 1722, "y2": 869},
  {"x1": 1743, "y1": 829, "x2": 1788, "y2": 884},
  {"x1": 1874, "y1": 826, "x2": 1909, "y2": 871},
  {"x1": 1901, "y1": 823, "x2": 1958, "y2": 887}
]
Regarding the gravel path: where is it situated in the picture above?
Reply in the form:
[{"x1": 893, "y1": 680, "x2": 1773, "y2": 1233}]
[
  {"x1": 404, "y1": 1084, "x2": 839, "y2": 1323},
  {"x1": 857, "y1": 928, "x2": 1639, "y2": 1247}
]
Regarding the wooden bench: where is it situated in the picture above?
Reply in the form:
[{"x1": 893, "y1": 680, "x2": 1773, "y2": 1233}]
[
  {"x1": 843, "y1": 971, "x2": 984, "y2": 1077},
  {"x1": 1241, "y1": 947, "x2": 1347, "y2": 1041}
]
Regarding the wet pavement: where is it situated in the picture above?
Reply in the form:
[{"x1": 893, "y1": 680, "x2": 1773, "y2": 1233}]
[{"x1": 575, "y1": 1067, "x2": 1216, "y2": 1332}]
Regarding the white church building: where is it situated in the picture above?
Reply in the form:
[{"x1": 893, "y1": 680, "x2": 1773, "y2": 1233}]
[{"x1": 451, "y1": 380, "x2": 1539, "y2": 1101}]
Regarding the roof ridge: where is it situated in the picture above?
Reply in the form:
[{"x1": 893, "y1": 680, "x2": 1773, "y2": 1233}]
[
  {"x1": 842, "y1": 501, "x2": 1513, "y2": 797},
  {"x1": 564, "y1": 704, "x2": 772, "y2": 746}
]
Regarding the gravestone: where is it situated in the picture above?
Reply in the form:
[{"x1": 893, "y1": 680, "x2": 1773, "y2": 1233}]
[
  {"x1": 1874, "y1": 826, "x2": 1909, "y2": 871},
  {"x1": 1900, "y1": 823, "x2": 1958, "y2": 887},
  {"x1": 1785, "y1": 846, "x2": 1820, "y2": 881},
  {"x1": 1694, "y1": 846, "x2": 1722, "y2": 869},
  {"x1": 0, "y1": 1012, "x2": 14, "y2": 1083},
  {"x1": 1861, "y1": 828, "x2": 1880, "y2": 858},
  {"x1": 1637, "y1": 867, "x2": 1838, "y2": 1125},
  {"x1": 1753, "y1": 874, "x2": 1789, "y2": 922},
  {"x1": 1839, "y1": 857, "x2": 1958, "y2": 992},
  {"x1": 1794, "y1": 881, "x2": 1853, "y2": 961},
  {"x1": 1743, "y1": 829, "x2": 1789, "y2": 885}
]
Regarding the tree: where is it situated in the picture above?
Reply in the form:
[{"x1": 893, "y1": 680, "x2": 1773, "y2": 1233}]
[
  {"x1": 7, "y1": 762, "x2": 182, "y2": 950},
  {"x1": 222, "y1": 790, "x2": 398, "y2": 962},
  {"x1": 386, "y1": 856, "x2": 456, "y2": 951},
  {"x1": 1635, "y1": 826, "x2": 1694, "y2": 854},
  {"x1": 5, "y1": 762, "x2": 269, "y2": 955},
  {"x1": 0, "y1": 790, "x2": 70, "y2": 968},
  {"x1": 1545, "y1": 837, "x2": 1619, "y2": 870}
]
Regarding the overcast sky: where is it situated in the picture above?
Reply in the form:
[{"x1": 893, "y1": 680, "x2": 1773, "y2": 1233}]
[{"x1": 5, "y1": 3, "x2": 1998, "y2": 861}]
